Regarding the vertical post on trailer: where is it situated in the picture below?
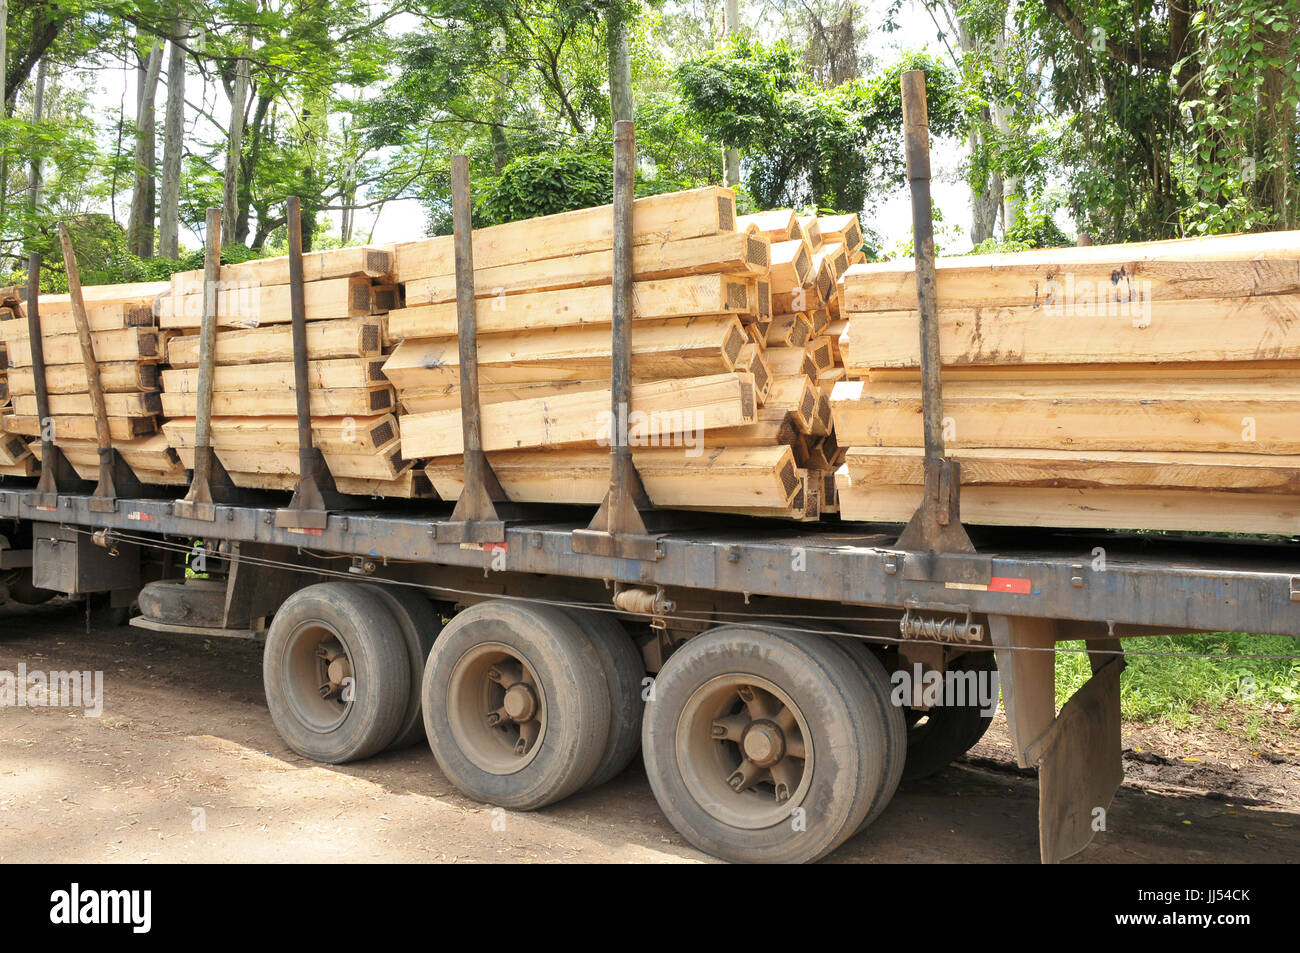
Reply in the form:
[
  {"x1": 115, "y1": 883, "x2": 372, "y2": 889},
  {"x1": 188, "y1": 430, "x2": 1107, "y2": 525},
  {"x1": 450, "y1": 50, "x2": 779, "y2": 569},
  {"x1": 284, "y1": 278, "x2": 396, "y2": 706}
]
[
  {"x1": 59, "y1": 223, "x2": 143, "y2": 511},
  {"x1": 275, "y1": 196, "x2": 349, "y2": 529},
  {"x1": 572, "y1": 119, "x2": 661, "y2": 561},
  {"x1": 893, "y1": 70, "x2": 974, "y2": 557},
  {"x1": 26, "y1": 252, "x2": 82, "y2": 506},
  {"x1": 174, "y1": 208, "x2": 246, "y2": 520},
  {"x1": 434, "y1": 154, "x2": 510, "y2": 544}
]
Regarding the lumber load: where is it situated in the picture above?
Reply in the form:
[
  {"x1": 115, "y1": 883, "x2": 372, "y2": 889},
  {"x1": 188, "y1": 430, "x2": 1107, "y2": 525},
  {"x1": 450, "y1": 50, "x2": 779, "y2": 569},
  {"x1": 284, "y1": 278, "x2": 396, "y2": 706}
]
[
  {"x1": 393, "y1": 187, "x2": 736, "y2": 282},
  {"x1": 166, "y1": 317, "x2": 382, "y2": 367},
  {"x1": 384, "y1": 198, "x2": 858, "y2": 518},
  {"x1": 401, "y1": 231, "x2": 770, "y2": 306},
  {"x1": 0, "y1": 340, "x2": 35, "y2": 479},
  {"x1": 832, "y1": 230, "x2": 1300, "y2": 532},
  {"x1": 0, "y1": 281, "x2": 176, "y2": 484}
]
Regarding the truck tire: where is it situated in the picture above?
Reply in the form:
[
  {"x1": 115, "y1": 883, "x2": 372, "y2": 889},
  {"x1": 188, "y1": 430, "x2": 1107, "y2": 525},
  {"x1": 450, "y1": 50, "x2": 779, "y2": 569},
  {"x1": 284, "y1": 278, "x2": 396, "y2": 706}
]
[
  {"x1": 561, "y1": 607, "x2": 646, "y2": 790},
  {"x1": 359, "y1": 583, "x2": 443, "y2": 752},
  {"x1": 421, "y1": 601, "x2": 611, "y2": 810},
  {"x1": 263, "y1": 582, "x2": 409, "y2": 764},
  {"x1": 641, "y1": 624, "x2": 888, "y2": 864},
  {"x1": 901, "y1": 650, "x2": 998, "y2": 782},
  {"x1": 830, "y1": 637, "x2": 907, "y2": 830},
  {"x1": 5, "y1": 569, "x2": 55, "y2": 605}
]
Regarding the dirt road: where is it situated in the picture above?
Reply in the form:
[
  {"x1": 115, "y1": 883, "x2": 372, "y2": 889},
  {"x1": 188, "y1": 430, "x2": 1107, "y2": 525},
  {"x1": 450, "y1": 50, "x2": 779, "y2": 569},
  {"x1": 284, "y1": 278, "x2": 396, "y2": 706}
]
[{"x1": 1, "y1": 600, "x2": 1296, "y2": 863}]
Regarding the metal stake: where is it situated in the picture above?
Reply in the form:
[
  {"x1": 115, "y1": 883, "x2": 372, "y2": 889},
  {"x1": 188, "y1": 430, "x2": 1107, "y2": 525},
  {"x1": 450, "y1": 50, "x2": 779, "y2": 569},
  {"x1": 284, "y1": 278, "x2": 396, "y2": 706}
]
[
  {"x1": 59, "y1": 224, "x2": 144, "y2": 512},
  {"x1": 174, "y1": 207, "x2": 248, "y2": 520},
  {"x1": 893, "y1": 70, "x2": 975, "y2": 557},
  {"x1": 572, "y1": 120, "x2": 662, "y2": 561},
  {"x1": 275, "y1": 196, "x2": 350, "y2": 529},
  {"x1": 25, "y1": 252, "x2": 83, "y2": 506}
]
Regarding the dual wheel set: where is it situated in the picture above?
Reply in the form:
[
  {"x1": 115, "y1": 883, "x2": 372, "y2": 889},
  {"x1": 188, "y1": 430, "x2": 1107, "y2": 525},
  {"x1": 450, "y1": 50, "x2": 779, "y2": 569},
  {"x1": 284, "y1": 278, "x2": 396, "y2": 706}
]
[{"x1": 262, "y1": 582, "x2": 992, "y2": 863}]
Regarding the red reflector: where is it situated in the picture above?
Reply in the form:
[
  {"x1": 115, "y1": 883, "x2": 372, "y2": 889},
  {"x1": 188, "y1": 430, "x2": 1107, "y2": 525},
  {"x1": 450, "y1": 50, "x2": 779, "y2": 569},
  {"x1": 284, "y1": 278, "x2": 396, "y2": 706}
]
[{"x1": 988, "y1": 576, "x2": 1031, "y2": 594}]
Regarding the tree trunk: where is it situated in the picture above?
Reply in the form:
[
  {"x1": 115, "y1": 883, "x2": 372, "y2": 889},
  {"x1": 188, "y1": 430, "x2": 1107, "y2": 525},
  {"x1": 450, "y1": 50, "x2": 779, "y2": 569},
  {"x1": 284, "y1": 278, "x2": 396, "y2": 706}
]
[
  {"x1": 158, "y1": 19, "x2": 187, "y2": 259},
  {"x1": 606, "y1": 5, "x2": 634, "y2": 123},
  {"x1": 223, "y1": 44, "x2": 250, "y2": 247},
  {"x1": 128, "y1": 42, "x2": 164, "y2": 258},
  {"x1": 26, "y1": 57, "x2": 45, "y2": 213},
  {"x1": 722, "y1": 0, "x2": 741, "y2": 187}
]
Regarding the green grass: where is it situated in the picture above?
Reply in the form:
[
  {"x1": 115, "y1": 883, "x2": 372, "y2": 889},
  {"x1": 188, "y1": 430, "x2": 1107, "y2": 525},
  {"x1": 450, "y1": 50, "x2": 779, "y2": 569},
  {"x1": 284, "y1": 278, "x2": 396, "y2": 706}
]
[{"x1": 1053, "y1": 633, "x2": 1300, "y2": 734}]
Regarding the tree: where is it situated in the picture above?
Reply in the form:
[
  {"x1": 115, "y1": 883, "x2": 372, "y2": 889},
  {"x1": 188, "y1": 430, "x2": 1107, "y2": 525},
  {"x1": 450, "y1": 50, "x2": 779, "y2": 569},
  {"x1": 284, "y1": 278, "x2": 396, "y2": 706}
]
[
  {"x1": 126, "y1": 37, "x2": 162, "y2": 256},
  {"x1": 158, "y1": 15, "x2": 186, "y2": 258}
]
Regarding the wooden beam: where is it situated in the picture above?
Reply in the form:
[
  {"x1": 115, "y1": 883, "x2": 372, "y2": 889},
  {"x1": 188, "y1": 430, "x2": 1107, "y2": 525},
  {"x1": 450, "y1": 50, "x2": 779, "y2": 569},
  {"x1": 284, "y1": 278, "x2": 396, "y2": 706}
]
[{"x1": 166, "y1": 318, "x2": 383, "y2": 367}]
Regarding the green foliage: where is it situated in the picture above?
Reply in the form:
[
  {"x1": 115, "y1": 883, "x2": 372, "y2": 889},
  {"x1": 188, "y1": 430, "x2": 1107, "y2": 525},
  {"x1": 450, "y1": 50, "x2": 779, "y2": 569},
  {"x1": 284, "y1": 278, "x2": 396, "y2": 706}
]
[
  {"x1": 475, "y1": 151, "x2": 614, "y2": 226},
  {"x1": 675, "y1": 39, "x2": 964, "y2": 214},
  {"x1": 1056, "y1": 634, "x2": 1300, "y2": 733}
]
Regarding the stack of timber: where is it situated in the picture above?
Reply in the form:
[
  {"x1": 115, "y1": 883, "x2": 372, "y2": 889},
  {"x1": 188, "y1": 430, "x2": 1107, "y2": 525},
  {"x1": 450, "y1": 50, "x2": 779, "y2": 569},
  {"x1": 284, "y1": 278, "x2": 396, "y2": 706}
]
[
  {"x1": 0, "y1": 281, "x2": 185, "y2": 484},
  {"x1": 0, "y1": 323, "x2": 34, "y2": 478},
  {"x1": 387, "y1": 190, "x2": 865, "y2": 519},
  {"x1": 159, "y1": 246, "x2": 428, "y2": 497},
  {"x1": 831, "y1": 231, "x2": 1300, "y2": 534}
]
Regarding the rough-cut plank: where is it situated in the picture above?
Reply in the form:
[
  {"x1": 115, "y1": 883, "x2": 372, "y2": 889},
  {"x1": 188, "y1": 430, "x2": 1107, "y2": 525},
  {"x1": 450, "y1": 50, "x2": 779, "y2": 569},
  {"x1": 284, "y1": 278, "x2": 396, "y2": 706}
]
[
  {"x1": 844, "y1": 295, "x2": 1300, "y2": 369},
  {"x1": 737, "y1": 209, "x2": 799, "y2": 241},
  {"x1": 402, "y1": 231, "x2": 770, "y2": 306},
  {"x1": 167, "y1": 318, "x2": 382, "y2": 367},
  {"x1": 162, "y1": 386, "x2": 394, "y2": 418},
  {"x1": 835, "y1": 479, "x2": 1300, "y2": 535},
  {"x1": 3, "y1": 415, "x2": 156, "y2": 440},
  {"x1": 426, "y1": 445, "x2": 797, "y2": 508},
  {"x1": 0, "y1": 301, "x2": 154, "y2": 339},
  {"x1": 177, "y1": 446, "x2": 407, "y2": 481},
  {"x1": 765, "y1": 377, "x2": 819, "y2": 434},
  {"x1": 12, "y1": 391, "x2": 161, "y2": 418},
  {"x1": 12, "y1": 280, "x2": 169, "y2": 311},
  {"x1": 398, "y1": 379, "x2": 610, "y2": 415},
  {"x1": 840, "y1": 231, "x2": 1300, "y2": 311},
  {"x1": 401, "y1": 373, "x2": 756, "y2": 458},
  {"x1": 165, "y1": 247, "x2": 393, "y2": 302},
  {"x1": 7, "y1": 362, "x2": 158, "y2": 395},
  {"x1": 161, "y1": 358, "x2": 386, "y2": 394},
  {"x1": 393, "y1": 187, "x2": 736, "y2": 281},
  {"x1": 159, "y1": 276, "x2": 372, "y2": 328},
  {"x1": 831, "y1": 379, "x2": 1300, "y2": 453},
  {"x1": 163, "y1": 415, "x2": 397, "y2": 454},
  {"x1": 6, "y1": 328, "x2": 161, "y2": 366},
  {"x1": 389, "y1": 273, "x2": 753, "y2": 340},
  {"x1": 381, "y1": 316, "x2": 747, "y2": 391},
  {"x1": 845, "y1": 446, "x2": 1300, "y2": 493}
]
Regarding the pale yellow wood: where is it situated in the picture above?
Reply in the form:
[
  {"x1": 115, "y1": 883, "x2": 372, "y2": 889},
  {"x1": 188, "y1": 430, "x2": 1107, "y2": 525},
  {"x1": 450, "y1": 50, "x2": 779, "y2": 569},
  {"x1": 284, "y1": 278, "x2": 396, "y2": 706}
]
[
  {"x1": 166, "y1": 246, "x2": 393, "y2": 302},
  {"x1": 817, "y1": 214, "x2": 862, "y2": 250},
  {"x1": 426, "y1": 445, "x2": 797, "y2": 507},
  {"x1": 737, "y1": 209, "x2": 798, "y2": 241},
  {"x1": 3, "y1": 415, "x2": 156, "y2": 440},
  {"x1": 844, "y1": 295, "x2": 1300, "y2": 369},
  {"x1": 161, "y1": 386, "x2": 394, "y2": 418},
  {"x1": 403, "y1": 231, "x2": 770, "y2": 306},
  {"x1": 393, "y1": 187, "x2": 736, "y2": 281},
  {"x1": 162, "y1": 414, "x2": 397, "y2": 454},
  {"x1": 841, "y1": 230, "x2": 1300, "y2": 311},
  {"x1": 401, "y1": 373, "x2": 756, "y2": 458},
  {"x1": 381, "y1": 315, "x2": 747, "y2": 391},
  {"x1": 769, "y1": 239, "x2": 812, "y2": 292},
  {"x1": 6, "y1": 362, "x2": 157, "y2": 395},
  {"x1": 0, "y1": 301, "x2": 153, "y2": 340},
  {"x1": 161, "y1": 358, "x2": 386, "y2": 394},
  {"x1": 177, "y1": 446, "x2": 407, "y2": 481},
  {"x1": 12, "y1": 391, "x2": 160, "y2": 418},
  {"x1": 160, "y1": 276, "x2": 372, "y2": 328},
  {"x1": 831, "y1": 379, "x2": 1300, "y2": 453},
  {"x1": 6, "y1": 328, "x2": 161, "y2": 366},
  {"x1": 846, "y1": 446, "x2": 1300, "y2": 493},
  {"x1": 390, "y1": 273, "x2": 753, "y2": 340},
  {"x1": 835, "y1": 478, "x2": 1300, "y2": 534},
  {"x1": 764, "y1": 377, "x2": 818, "y2": 434},
  {"x1": 166, "y1": 318, "x2": 382, "y2": 367}
]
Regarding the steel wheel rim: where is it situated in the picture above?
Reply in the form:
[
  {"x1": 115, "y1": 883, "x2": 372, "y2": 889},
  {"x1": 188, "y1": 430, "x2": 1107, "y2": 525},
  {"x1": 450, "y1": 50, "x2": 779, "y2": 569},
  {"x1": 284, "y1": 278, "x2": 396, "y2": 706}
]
[
  {"x1": 676, "y1": 674, "x2": 814, "y2": 830},
  {"x1": 284, "y1": 620, "x2": 354, "y2": 733},
  {"x1": 446, "y1": 642, "x2": 548, "y2": 775}
]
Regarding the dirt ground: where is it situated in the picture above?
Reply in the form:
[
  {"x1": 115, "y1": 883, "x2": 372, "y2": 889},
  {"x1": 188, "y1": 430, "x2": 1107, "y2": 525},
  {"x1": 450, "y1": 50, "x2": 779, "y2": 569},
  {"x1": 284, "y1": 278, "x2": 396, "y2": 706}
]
[{"x1": 0, "y1": 600, "x2": 1296, "y2": 864}]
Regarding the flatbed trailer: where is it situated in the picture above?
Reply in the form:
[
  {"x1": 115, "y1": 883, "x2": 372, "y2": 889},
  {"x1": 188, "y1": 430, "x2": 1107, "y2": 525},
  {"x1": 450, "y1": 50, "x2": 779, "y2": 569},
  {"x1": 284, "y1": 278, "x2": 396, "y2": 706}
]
[{"x1": 2, "y1": 77, "x2": 1296, "y2": 864}]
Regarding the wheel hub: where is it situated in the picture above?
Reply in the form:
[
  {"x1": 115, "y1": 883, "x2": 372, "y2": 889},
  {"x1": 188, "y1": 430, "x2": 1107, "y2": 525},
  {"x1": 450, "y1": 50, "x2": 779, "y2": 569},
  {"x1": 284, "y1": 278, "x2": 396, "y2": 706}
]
[
  {"x1": 447, "y1": 646, "x2": 549, "y2": 774},
  {"x1": 502, "y1": 682, "x2": 538, "y2": 722},
  {"x1": 315, "y1": 638, "x2": 352, "y2": 700},
  {"x1": 740, "y1": 719, "x2": 786, "y2": 767}
]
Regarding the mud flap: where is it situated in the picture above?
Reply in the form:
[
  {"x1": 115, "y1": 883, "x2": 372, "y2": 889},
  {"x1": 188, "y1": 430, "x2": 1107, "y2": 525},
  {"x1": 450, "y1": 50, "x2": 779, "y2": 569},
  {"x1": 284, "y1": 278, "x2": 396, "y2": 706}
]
[{"x1": 989, "y1": 616, "x2": 1125, "y2": 864}]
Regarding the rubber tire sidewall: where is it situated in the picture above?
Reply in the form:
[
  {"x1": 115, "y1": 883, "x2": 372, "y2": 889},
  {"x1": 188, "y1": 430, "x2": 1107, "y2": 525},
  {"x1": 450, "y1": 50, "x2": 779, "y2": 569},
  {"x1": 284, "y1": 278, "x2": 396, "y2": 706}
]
[
  {"x1": 642, "y1": 624, "x2": 886, "y2": 864},
  {"x1": 359, "y1": 583, "x2": 443, "y2": 752},
  {"x1": 263, "y1": 582, "x2": 410, "y2": 764},
  {"x1": 422, "y1": 601, "x2": 611, "y2": 811}
]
